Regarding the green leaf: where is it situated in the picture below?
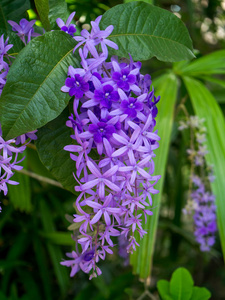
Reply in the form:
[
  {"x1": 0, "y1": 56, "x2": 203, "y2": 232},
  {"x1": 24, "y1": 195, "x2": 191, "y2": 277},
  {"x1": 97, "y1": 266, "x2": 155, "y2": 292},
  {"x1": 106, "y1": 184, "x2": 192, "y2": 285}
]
[
  {"x1": 100, "y1": 2, "x2": 194, "y2": 62},
  {"x1": 198, "y1": 75, "x2": 225, "y2": 89},
  {"x1": 183, "y1": 76, "x2": 225, "y2": 262},
  {"x1": 0, "y1": 30, "x2": 78, "y2": 140},
  {"x1": 0, "y1": 0, "x2": 30, "y2": 29},
  {"x1": 124, "y1": 0, "x2": 154, "y2": 4},
  {"x1": 191, "y1": 287, "x2": 211, "y2": 300},
  {"x1": 170, "y1": 268, "x2": 194, "y2": 300},
  {"x1": 33, "y1": 237, "x2": 52, "y2": 300},
  {"x1": 35, "y1": 107, "x2": 76, "y2": 194},
  {"x1": 49, "y1": 0, "x2": 70, "y2": 30},
  {"x1": 8, "y1": 150, "x2": 32, "y2": 213},
  {"x1": 17, "y1": 269, "x2": 42, "y2": 300},
  {"x1": 1, "y1": 232, "x2": 30, "y2": 293},
  {"x1": 176, "y1": 50, "x2": 225, "y2": 75},
  {"x1": 34, "y1": 0, "x2": 50, "y2": 31},
  {"x1": 39, "y1": 231, "x2": 74, "y2": 245},
  {"x1": 130, "y1": 73, "x2": 178, "y2": 278},
  {"x1": 157, "y1": 280, "x2": 171, "y2": 300},
  {"x1": 39, "y1": 199, "x2": 69, "y2": 296}
]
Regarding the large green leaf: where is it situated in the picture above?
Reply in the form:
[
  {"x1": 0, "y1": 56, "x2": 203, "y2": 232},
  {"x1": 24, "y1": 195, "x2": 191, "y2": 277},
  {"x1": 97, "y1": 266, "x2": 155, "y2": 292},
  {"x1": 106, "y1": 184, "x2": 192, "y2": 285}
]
[
  {"x1": 34, "y1": 0, "x2": 50, "y2": 31},
  {"x1": 183, "y1": 76, "x2": 225, "y2": 261},
  {"x1": 35, "y1": 107, "x2": 77, "y2": 194},
  {"x1": 0, "y1": 0, "x2": 30, "y2": 29},
  {"x1": 130, "y1": 73, "x2": 178, "y2": 278},
  {"x1": 48, "y1": 0, "x2": 70, "y2": 30},
  {"x1": 170, "y1": 268, "x2": 193, "y2": 300},
  {"x1": 100, "y1": 2, "x2": 194, "y2": 62},
  {"x1": 0, "y1": 30, "x2": 79, "y2": 140},
  {"x1": 175, "y1": 50, "x2": 225, "y2": 76}
]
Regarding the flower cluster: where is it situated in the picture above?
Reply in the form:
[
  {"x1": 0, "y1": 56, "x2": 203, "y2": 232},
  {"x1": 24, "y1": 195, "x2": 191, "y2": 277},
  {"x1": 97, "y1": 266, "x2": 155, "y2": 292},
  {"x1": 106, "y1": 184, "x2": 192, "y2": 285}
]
[
  {"x1": 1, "y1": 18, "x2": 40, "y2": 95},
  {"x1": 60, "y1": 14, "x2": 161, "y2": 279},
  {"x1": 0, "y1": 34, "x2": 13, "y2": 96},
  {"x1": 0, "y1": 123, "x2": 37, "y2": 207},
  {"x1": 179, "y1": 116, "x2": 217, "y2": 251},
  {"x1": 0, "y1": 124, "x2": 26, "y2": 196}
]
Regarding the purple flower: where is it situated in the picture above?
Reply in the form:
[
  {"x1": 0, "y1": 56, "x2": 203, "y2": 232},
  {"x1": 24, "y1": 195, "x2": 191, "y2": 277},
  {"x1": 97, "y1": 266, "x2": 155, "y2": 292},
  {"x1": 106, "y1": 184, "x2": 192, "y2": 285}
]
[
  {"x1": 89, "y1": 122, "x2": 116, "y2": 143},
  {"x1": 0, "y1": 123, "x2": 26, "y2": 196},
  {"x1": 91, "y1": 18, "x2": 118, "y2": 58},
  {"x1": 120, "y1": 97, "x2": 143, "y2": 118},
  {"x1": 56, "y1": 12, "x2": 76, "y2": 37},
  {"x1": 75, "y1": 160, "x2": 120, "y2": 198},
  {"x1": 62, "y1": 73, "x2": 89, "y2": 98},
  {"x1": 99, "y1": 225, "x2": 120, "y2": 247},
  {"x1": 0, "y1": 34, "x2": 13, "y2": 60},
  {"x1": 88, "y1": 84, "x2": 119, "y2": 109},
  {"x1": 126, "y1": 213, "x2": 143, "y2": 233},
  {"x1": 0, "y1": 136, "x2": 25, "y2": 159},
  {"x1": 0, "y1": 61, "x2": 9, "y2": 95},
  {"x1": 0, "y1": 173, "x2": 19, "y2": 196},
  {"x1": 73, "y1": 22, "x2": 100, "y2": 58},
  {"x1": 112, "y1": 127, "x2": 142, "y2": 163},
  {"x1": 119, "y1": 155, "x2": 153, "y2": 185},
  {"x1": 15, "y1": 130, "x2": 38, "y2": 145},
  {"x1": 8, "y1": 19, "x2": 40, "y2": 44},
  {"x1": 112, "y1": 60, "x2": 141, "y2": 93},
  {"x1": 86, "y1": 194, "x2": 121, "y2": 225}
]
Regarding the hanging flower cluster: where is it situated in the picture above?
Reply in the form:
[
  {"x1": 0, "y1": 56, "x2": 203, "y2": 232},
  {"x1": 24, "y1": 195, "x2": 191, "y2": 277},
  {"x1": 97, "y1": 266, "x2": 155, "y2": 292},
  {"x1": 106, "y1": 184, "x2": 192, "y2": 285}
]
[
  {"x1": 179, "y1": 116, "x2": 217, "y2": 251},
  {"x1": 0, "y1": 124, "x2": 26, "y2": 196},
  {"x1": 0, "y1": 20, "x2": 39, "y2": 207},
  {"x1": 0, "y1": 34, "x2": 13, "y2": 96},
  {"x1": 60, "y1": 13, "x2": 161, "y2": 279}
]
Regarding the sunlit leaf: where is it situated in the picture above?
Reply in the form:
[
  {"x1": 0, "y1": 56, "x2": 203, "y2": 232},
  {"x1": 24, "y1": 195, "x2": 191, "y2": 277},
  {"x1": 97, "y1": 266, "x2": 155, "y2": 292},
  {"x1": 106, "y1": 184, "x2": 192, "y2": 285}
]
[
  {"x1": 175, "y1": 50, "x2": 225, "y2": 75},
  {"x1": 130, "y1": 73, "x2": 178, "y2": 278},
  {"x1": 100, "y1": 2, "x2": 194, "y2": 62},
  {"x1": 170, "y1": 268, "x2": 193, "y2": 300}
]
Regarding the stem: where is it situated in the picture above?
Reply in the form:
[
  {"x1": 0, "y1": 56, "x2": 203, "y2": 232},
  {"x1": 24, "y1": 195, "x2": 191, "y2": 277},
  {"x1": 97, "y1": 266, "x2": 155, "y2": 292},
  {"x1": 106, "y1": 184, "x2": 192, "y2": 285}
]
[
  {"x1": 188, "y1": 124, "x2": 195, "y2": 195},
  {"x1": 102, "y1": 64, "x2": 111, "y2": 78},
  {"x1": 174, "y1": 96, "x2": 188, "y2": 118},
  {"x1": 16, "y1": 169, "x2": 64, "y2": 188}
]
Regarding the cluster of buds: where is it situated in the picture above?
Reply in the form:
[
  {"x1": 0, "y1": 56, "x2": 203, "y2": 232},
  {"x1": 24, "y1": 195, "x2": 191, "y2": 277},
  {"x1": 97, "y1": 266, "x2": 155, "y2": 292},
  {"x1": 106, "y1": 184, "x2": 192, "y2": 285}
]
[
  {"x1": 179, "y1": 116, "x2": 217, "y2": 251},
  {"x1": 60, "y1": 13, "x2": 161, "y2": 279}
]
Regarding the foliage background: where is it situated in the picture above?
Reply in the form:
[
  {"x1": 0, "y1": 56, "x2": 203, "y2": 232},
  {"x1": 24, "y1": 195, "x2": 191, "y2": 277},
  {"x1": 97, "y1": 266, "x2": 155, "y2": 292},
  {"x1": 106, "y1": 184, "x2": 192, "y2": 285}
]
[{"x1": 0, "y1": 0, "x2": 225, "y2": 299}]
